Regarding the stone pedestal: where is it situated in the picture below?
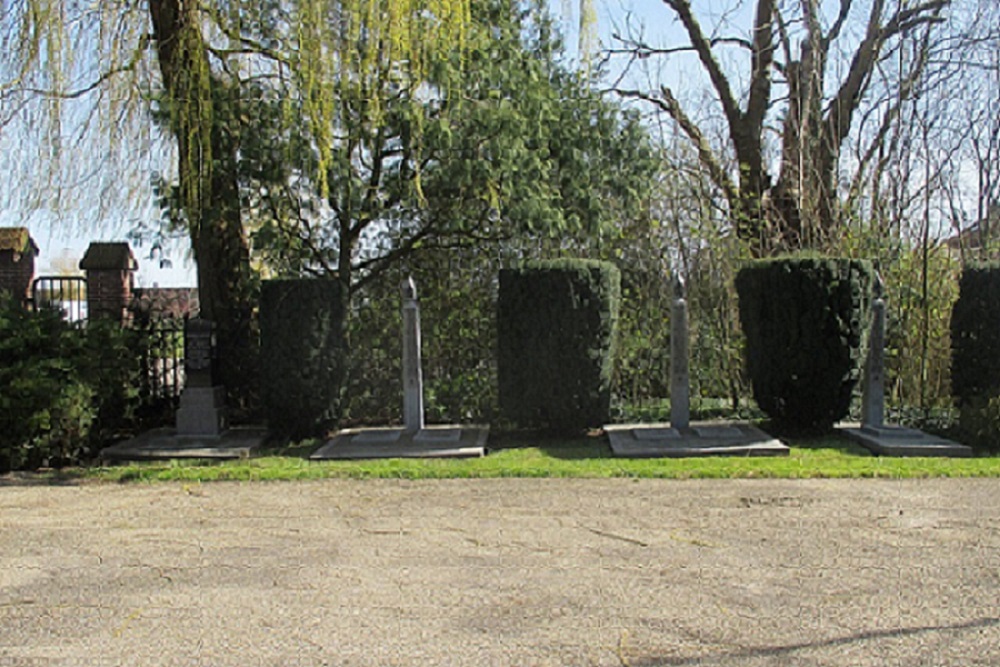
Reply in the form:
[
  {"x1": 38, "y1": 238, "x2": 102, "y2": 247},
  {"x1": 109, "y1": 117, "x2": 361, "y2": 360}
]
[
  {"x1": 605, "y1": 274, "x2": 789, "y2": 458},
  {"x1": 313, "y1": 277, "x2": 488, "y2": 460},
  {"x1": 99, "y1": 315, "x2": 266, "y2": 461},
  {"x1": 176, "y1": 386, "x2": 228, "y2": 437}
]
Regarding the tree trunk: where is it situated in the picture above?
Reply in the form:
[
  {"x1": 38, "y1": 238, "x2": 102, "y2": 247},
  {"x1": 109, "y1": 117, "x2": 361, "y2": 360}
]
[{"x1": 148, "y1": 0, "x2": 257, "y2": 415}]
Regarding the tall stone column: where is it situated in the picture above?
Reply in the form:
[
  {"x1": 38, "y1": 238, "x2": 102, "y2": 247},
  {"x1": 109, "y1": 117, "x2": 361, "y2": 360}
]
[
  {"x1": 401, "y1": 277, "x2": 424, "y2": 432},
  {"x1": 670, "y1": 275, "x2": 690, "y2": 429},
  {"x1": 861, "y1": 274, "x2": 886, "y2": 429}
]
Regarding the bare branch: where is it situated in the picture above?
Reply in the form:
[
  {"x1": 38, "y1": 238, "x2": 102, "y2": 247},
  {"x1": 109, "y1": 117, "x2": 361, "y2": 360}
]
[
  {"x1": 617, "y1": 86, "x2": 738, "y2": 207},
  {"x1": 661, "y1": 0, "x2": 744, "y2": 132}
]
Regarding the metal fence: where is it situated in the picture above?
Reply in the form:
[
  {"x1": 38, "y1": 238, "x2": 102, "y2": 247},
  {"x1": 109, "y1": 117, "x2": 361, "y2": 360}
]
[
  {"x1": 31, "y1": 275, "x2": 88, "y2": 322},
  {"x1": 29, "y1": 274, "x2": 188, "y2": 419},
  {"x1": 133, "y1": 316, "x2": 186, "y2": 410}
]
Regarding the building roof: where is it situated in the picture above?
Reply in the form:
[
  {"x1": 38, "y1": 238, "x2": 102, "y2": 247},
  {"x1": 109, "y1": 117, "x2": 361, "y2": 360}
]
[
  {"x1": 0, "y1": 227, "x2": 39, "y2": 255},
  {"x1": 946, "y1": 204, "x2": 1000, "y2": 251},
  {"x1": 79, "y1": 242, "x2": 137, "y2": 271}
]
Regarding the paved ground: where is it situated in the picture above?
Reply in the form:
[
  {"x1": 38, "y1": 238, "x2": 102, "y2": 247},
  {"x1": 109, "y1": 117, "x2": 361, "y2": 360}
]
[{"x1": 1, "y1": 478, "x2": 998, "y2": 666}]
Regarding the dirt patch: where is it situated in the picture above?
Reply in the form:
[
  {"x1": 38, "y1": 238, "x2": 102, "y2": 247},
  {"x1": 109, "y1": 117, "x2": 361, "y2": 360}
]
[{"x1": 1, "y1": 478, "x2": 998, "y2": 666}]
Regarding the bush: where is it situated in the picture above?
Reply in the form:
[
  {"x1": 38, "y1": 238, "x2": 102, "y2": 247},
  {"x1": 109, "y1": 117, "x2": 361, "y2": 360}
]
[
  {"x1": 950, "y1": 264, "x2": 1000, "y2": 452},
  {"x1": 958, "y1": 395, "x2": 1000, "y2": 453},
  {"x1": 735, "y1": 257, "x2": 873, "y2": 431},
  {"x1": 0, "y1": 299, "x2": 143, "y2": 471},
  {"x1": 951, "y1": 264, "x2": 1000, "y2": 407},
  {"x1": 497, "y1": 259, "x2": 621, "y2": 432},
  {"x1": 260, "y1": 279, "x2": 347, "y2": 438}
]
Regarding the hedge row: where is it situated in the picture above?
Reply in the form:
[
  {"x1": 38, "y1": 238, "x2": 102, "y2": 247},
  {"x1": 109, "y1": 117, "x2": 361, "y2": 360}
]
[
  {"x1": 736, "y1": 258, "x2": 873, "y2": 431},
  {"x1": 951, "y1": 264, "x2": 1000, "y2": 451},
  {"x1": 497, "y1": 259, "x2": 621, "y2": 432},
  {"x1": 259, "y1": 279, "x2": 348, "y2": 439},
  {"x1": 260, "y1": 258, "x2": 888, "y2": 436}
]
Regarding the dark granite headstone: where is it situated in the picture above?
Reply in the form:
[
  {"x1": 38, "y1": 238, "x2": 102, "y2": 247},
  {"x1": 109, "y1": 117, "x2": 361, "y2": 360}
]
[{"x1": 184, "y1": 318, "x2": 218, "y2": 388}]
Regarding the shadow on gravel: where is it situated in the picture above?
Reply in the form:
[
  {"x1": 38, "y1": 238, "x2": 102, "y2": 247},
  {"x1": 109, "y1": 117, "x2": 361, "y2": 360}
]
[{"x1": 628, "y1": 616, "x2": 1000, "y2": 666}]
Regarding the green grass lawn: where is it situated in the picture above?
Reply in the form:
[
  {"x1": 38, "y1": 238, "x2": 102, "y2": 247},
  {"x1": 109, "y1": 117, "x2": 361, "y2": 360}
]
[{"x1": 40, "y1": 430, "x2": 1000, "y2": 484}]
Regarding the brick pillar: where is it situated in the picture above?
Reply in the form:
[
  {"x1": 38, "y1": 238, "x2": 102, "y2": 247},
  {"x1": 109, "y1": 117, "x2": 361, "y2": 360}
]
[
  {"x1": 79, "y1": 242, "x2": 137, "y2": 323},
  {"x1": 0, "y1": 228, "x2": 39, "y2": 306}
]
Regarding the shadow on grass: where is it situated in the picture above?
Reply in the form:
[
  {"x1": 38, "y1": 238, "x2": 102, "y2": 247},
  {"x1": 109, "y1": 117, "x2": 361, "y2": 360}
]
[
  {"x1": 488, "y1": 429, "x2": 613, "y2": 460},
  {"x1": 257, "y1": 437, "x2": 324, "y2": 459},
  {"x1": 756, "y1": 421, "x2": 873, "y2": 456}
]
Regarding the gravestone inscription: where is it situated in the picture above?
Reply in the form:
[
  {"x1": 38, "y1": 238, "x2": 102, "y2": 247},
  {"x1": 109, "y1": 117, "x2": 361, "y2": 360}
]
[{"x1": 176, "y1": 318, "x2": 227, "y2": 437}]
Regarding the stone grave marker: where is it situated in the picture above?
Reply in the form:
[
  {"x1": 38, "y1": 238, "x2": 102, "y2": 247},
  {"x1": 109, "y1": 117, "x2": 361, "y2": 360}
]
[
  {"x1": 401, "y1": 276, "x2": 425, "y2": 432},
  {"x1": 311, "y1": 277, "x2": 488, "y2": 460},
  {"x1": 605, "y1": 272, "x2": 788, "y2": 458},
  {"x1": 100, "y1": 316, "x2": 265, "y2": 461},
  {"x1": 176, "y1": 318, "x2": 227, "y2": 437},
  {"x1": 843, "y1": 274, "x2": 972, "y2": 456},
  {"x1": 670, "y1": 275, "x2": 690, "y2": 429}
]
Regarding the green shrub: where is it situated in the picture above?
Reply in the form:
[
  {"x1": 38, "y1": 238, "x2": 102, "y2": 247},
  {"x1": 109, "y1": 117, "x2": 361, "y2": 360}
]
[
  {"x1": 958, "y1": 395, "x2": 1000, "y2": 453},
  {"x1": 497, "y1": 259, "x2": 621, "y2": 432},
  {"x1": 951, "y1": 264, "x2": 1000, "y2": 452},
  {"x1": 735, "y1": 257, "x2": 873, "y2": 431},
  {"x1": 0, "y1": 299, "x2": 124, "y2": 471},
  {"x1": 260, "y1": 279, "x2": 347, "y2": 438},
  {"x1": 951, "y1": 264, "x2": 1000, "y2": 407}
]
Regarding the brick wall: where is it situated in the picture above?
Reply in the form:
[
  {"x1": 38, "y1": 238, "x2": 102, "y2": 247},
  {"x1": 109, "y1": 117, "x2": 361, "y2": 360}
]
[
  {"x1": 87, "y1": 270, "x2": 133, "y2": 322},
  {"x1": 0, "y1": 249, "x2": 35, "y2": 302},
  {"x1": 79, "y1": 242, "x2": 137, "y2": 324}
]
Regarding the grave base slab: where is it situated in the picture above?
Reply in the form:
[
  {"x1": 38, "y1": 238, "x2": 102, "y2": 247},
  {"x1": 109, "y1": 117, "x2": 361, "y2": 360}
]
[
  {"x1": 606, "y1": 421, "x2": 789, "y2": 458},
  {"x1": 841, "y1": 423, "x2": 972, "y2": 457},
  {"x1": 310, "y1": 425, "x2": 488, "y2": 460},
  {"x1": 100, "y1": 426, "x2": 267, "y2": 461}
]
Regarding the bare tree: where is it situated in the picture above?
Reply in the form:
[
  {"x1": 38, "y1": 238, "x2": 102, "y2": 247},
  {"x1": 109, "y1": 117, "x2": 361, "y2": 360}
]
[{"x1": 616, "y1": 0, "x2": 948, "y2": 253}]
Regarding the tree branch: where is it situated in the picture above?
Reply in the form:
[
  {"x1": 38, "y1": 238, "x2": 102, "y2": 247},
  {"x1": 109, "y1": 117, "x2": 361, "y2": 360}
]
[
  {"x1": 617, "y1": 87, "x2": 738, "y2": 207},
  {"x1": 662, "y1": 0, "x2": 744, "y2": 131}
]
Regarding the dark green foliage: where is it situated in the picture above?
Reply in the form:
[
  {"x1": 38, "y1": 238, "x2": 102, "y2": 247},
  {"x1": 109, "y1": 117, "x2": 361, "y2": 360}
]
[
  {"x1": 260, "y1": 279, "x2": 347, "y2": 438},
  {"x1": 735, "y1": 258, "x2": 873, "y2": 431},
  {"x1": 951, "y1": 264, "x2": 1000, "y2": 406},
  {"x1": 498, "y1": 259, "x2": 621, "y2": 432},
  {"x1": 951, "y1": 264, "x2": 1000, "y2": 452},
  {"x1": 0, "y1": 298, "x2": 143, "y2": 471}
]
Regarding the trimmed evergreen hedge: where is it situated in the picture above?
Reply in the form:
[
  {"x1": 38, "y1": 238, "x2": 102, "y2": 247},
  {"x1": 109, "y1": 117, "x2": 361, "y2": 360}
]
[
  {"x1": 951, "y1": 263, "x2": 1000, "y2": 406},
  {"x1": 951, "y1": 264, "x2": 1000, "y2": 452},
  {"x1": 497, "y1": 259, "x2": 621, "y2": 432},
  {"x1": 260, "y1": 279, "x2": 347, "y2": 438},
  {"x1": 735, "y1": 258, "x2": 873, "y2": 431}
]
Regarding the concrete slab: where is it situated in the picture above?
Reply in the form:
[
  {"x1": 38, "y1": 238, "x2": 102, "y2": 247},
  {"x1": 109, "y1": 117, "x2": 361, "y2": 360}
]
[
  {"x1": 100, "y1": 427, "x2": 267, "y2": 461},
  {"x1": 841, "y1": 424, "x2": 973, "y2": 457},
  {"x1": 605, "y1": 422, "x2": 789, "y2": 458},
  {"x1": 310, "y1": 425, "x2": 488, "y2": 460}
]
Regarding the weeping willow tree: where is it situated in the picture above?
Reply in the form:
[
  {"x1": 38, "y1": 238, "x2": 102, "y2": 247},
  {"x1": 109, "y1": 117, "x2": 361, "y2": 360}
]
[{"x1": 1, "y1": 0, "x2": 472, "y2": 410}]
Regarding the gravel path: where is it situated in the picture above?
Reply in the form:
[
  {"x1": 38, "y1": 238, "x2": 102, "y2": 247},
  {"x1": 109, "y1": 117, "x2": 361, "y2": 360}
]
[{"x1": 1, "y1": 478, "x2": 999, "y2": 666}]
